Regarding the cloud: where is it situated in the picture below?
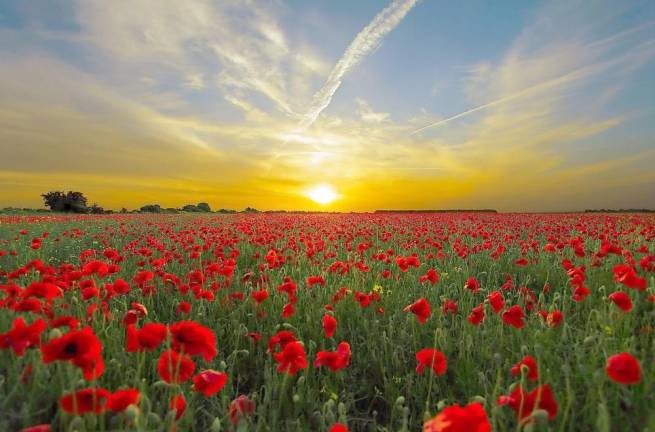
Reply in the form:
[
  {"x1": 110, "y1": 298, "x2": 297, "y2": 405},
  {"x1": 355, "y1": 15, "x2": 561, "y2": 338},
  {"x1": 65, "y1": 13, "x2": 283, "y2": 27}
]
[{"x1": 298, "y1": 0, "x2": 418, "y2": 129}]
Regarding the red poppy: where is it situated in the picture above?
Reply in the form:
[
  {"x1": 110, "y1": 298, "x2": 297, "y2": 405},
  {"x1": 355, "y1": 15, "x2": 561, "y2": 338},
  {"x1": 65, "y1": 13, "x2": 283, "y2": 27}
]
[
  {"x1": 106, "y1": 389, "x2": 140, "y2": 412},
  {"x1": 282, "y1": 302, "x2": 295, "y2": 318},
  {"x1": 250, "y1": 289, "x2": 269, "y2": 305},
  {"x1": 608, "y1": 291, "x2": 633, "y2": 312},
  {"x1": 273, "y1": 341, "x2": 307, "y2": 375},
  {"x1": 169, "y1": 394, "x2": 187, "y2": 420},
  {"x1": 306, "y1": 275, "x2": 326, "y2": 288},
  {"x1": 419, "y1": 268, "x2": 440, "y2": 285},
  {"x1": 267, "y1": 330, "x2": 297, "y2": 353},
  {"x1": 467, "y1": 304, "x2": 485, "y2": 325},
  {"x1": 502, "y1": 305, "x2": 525, "y2": 329},
  {"x1": 329, "y1": 424, "x2": 349, "y2": 432},
  {"x1": 41, "y1": 327, "x2": 104, "y2": 380},
  {"x1": 176, "y1": 301, "x2": 191, "y2": 315},
  {"x1": 193, "y1": 369, "x2": 228, "y2": 397},
  {"x1": 157, "y1": 349, "x2": 196, "y2": 384},
  {"x1": 314, "y1": 342, "x2": 351, "y2": 372},
  {"x1": 613, "y1": 264, "x2": 646, "y2": 291},
  {"x1": 404, "y1": 298, "x2": 432, "y2": 324},
  {"x1": 606, "y1": 352, "x2": 641, "y2": 384},
  {"x1": 59, "y1": 388, "x2": 110, "y2": 415},
  {"x1": 487, "y1": 291, "x2": 504, "y2": 314},
  {"x1": 169, "y1": 320, "x2": 217, "y2": 361},
  {"x1": 538, "y1": 310, "x2": 564, "y2": 327},
  {"x1": 497, "y1": 384, "x2": 558, "y2": 422},
  {"x1": 20, "y1": 425, "x2": 51, "y2": 432},
  {"x1": 442, "y1": 299, "x2": 458, "y2": 315},
  {"x1": 229, "y1": 395, "x2": 255, "y2": 425},
  {"x1": 464, "y1": 277, "x2": 480, "y2": 293},
  {"x1": 126, "y1": 323, "x2": 167, "y2": 352},
  {"x1": 510, "y1": 355, "x2": 539, "y2": 381},
  {"x1": 323, "y1": 314, "x2": 337, "y2": 338},
  {"x1": 416, "y1": 348, "x2": 447, "y2": 376},
  {"x1": 423, "y1": 402, "x2": 491, "y2": 432},
  {"x1": 0, "y1": 317, "x2": 46, "y2": 356}
]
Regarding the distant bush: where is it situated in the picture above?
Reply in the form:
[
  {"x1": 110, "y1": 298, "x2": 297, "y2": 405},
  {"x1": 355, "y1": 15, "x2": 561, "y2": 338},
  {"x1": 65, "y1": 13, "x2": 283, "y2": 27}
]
[
  {"x1": 88, "y1": 203, "x2": 105, "y2": 214},
  {"x1": 197, "y1": 202, "x2": 211, "y2": 212},
  {"x1": 41, "y1": 191, "x2": 88, "y2": 213},
  {"x1": 140, "y1": 204, "x2": 162, "y2": 213}
]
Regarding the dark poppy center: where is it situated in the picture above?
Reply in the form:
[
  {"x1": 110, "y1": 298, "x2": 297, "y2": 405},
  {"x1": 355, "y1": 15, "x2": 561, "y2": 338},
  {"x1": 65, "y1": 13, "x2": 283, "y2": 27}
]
[{"x1": 64, "y1": 342, "x2": 78, "y2": 355}]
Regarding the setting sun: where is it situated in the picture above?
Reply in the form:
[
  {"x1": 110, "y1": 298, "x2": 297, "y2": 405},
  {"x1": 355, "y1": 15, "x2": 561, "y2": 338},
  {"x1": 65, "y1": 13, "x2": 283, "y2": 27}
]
[{"x1": 306, "y1": 184, "x2": 339, "y2": 205}]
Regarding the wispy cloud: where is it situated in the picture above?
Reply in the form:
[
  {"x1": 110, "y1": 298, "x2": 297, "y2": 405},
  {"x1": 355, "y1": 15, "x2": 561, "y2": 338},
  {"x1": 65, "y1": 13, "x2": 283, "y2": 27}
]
[{"x1": 298, "y1": 0, "x2": 418, "y2": 129}]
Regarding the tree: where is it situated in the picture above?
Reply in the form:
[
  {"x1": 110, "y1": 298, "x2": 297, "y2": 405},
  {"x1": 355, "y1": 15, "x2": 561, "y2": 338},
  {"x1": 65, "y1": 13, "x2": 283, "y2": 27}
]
[
  {"x1": 41, "y1": 191, "x2": 88, "y2": 213},
  {"x1": 182, "y1": 204, "x2": 200, "y2": 212},
  {"x1": 139, "y1": 204, "x2": 162, "y2": 213},
  {"x1": 88, "y1": 203, "x2": 105, "y2": 214},
  {"x1": 197, "y1": 202, "x2": 211, "y2": 212}
]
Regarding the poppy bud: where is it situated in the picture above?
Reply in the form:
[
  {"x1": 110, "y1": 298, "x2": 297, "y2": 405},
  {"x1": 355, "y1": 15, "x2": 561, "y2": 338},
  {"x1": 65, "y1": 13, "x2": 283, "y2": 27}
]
[{"x1": 125, "y1": 404, "x2": 140, "y2": 422}]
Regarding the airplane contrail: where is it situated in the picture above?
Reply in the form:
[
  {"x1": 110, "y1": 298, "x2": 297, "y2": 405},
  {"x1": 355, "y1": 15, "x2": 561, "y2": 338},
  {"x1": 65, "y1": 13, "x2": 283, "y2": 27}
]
[
  {"x1": 298, "y1": 0, "x2": 419, "y2": 130},
  {"x1": 410, "y1": 61, "x2": 598, "y2": 135}
]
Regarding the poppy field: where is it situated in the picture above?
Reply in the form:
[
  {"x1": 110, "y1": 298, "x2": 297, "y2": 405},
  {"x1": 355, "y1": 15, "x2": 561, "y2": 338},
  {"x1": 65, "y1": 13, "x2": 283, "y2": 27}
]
[{"x1": 0, "y1": 212, "x2": 653, "y2": 431}]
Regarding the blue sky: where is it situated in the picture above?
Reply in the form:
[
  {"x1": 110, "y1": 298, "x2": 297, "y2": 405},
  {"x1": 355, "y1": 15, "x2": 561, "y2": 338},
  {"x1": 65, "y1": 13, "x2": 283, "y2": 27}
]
[{"x1": 0, "y1": 0, "x2": 654, "y2": 211}]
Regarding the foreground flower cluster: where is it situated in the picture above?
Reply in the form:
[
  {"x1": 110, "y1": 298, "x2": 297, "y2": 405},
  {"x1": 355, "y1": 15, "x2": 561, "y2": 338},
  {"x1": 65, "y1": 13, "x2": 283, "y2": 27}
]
[{"x1": 0, "y1": 212, "x2": 653, "y2": 431}]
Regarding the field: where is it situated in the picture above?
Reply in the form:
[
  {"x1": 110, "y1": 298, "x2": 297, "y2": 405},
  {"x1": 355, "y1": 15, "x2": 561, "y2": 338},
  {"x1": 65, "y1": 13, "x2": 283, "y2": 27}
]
[{"x1": 0, "y1": 212, "x2": 653, "y2": 431}]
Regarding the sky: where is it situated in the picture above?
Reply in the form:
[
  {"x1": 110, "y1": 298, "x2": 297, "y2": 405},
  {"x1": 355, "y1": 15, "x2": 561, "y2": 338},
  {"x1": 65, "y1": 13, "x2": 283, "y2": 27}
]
[{"x1": 0, "y1": 0, "x2": 654, "y2": 212}]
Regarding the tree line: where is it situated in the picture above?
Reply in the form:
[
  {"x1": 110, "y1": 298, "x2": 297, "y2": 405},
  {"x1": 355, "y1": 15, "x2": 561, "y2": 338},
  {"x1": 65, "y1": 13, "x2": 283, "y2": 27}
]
[{"x1": 36, "y1": 191, "x2": 254, "y2": 214}]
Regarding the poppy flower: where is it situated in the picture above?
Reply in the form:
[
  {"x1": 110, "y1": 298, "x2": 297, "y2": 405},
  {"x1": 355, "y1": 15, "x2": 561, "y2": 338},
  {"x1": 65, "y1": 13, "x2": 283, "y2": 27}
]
[
  {"x1": 608, "y1": 291, "x2": 633, "y2": 312},
  {"x1": 538, "y1": 310, "x2": 564, "y2": 327},
  {"x1": 306, "y1": 275, "x2": 326, "y2": 288},
  {"x1": 169, "y1": 394, "x2": 187, "y2": 420},
  {"x1": 229, "y1": 395, "x2": 256, "y2": 425},
  {"x1": 323, "y1": 314, "x2": 337, "y2": 338},
  {"x1": 250, "y1": 289, "x2": 269, "y2": 305},
  {"x1": 467, "y1": 304, "x2": 485, "y2": 325},
  {"x1": 416, "y1": 349, "x2": 447, "y2": 376},
  {"x1": 169, "y1": 321, "x2": 217, "y2": 361},
  {"x1": 329, "y1": 424, "x2": 349, "y2": 432},
  {"x1": 59, "y1": 388, "x2": 110, "y2": 415},
  {"x1": 510, "y1": 355, "x2": 539, "y2": 381},
  {"x1": 126, "y1": 323, "x2": 167, "y2": 352},
  {"x1": 404, "y1": 298, "x2": 432, "y2": 324},
  {"x1": 487, "y1": 291, "x2": 504, "y2": 314},
  {"x1": 267, "y1": 330, "x2": 297, "y2": 353},
  {"x1": 419, "y1": 268, "x2": 440, "y2": 285},
  {"x1": 502, "y1": 305, "x2": 525, "y2": 329},
  {"x1": 176, "y1": 301, "x2": 191, "y2": 315},
  {"x1": 314, "y1": 342, "x2": 351, "y2": 372},
  {"x1": 606, "y1": 352, "x2": 641, "y2": 384},
  {"x1": 497, "y1": 384, "x2": 558, "y2": 422},
  {"x1": 282, "y1": 302, "x2": 295, "y2": 318},
  {"x1": 423, "y1": 402, "x2": 491, "y2": 432},
  {"x1": 0, "y1": 317, "x2": 46, "y2": 356},
  {"x1": 273, "y1": 341, "x2": 307, "y2": 375},
  {"x1": 106, "y1": 389, "x2": 140, "y2": 412},
  {"x1": 464, "y1": 277, "x2": 480, "y2": 293},
  {"x1": 41, "y1": 327, "x2": 104, "y2": 380},
  {"x1": 20, "y1": 425, "x2": 51, "y2": 432},
  {"x1": 157, "y1": 349, "x2": 196, "y2": 384},
  {"x1": 442, "y1": 299, "x2": 458, "y2": 315},
  {"x1": 613, "y1": 264, "x2": 646, "y2": 290},
  {"x1": 193, "y1": 369, "x2": 228, "y2": 397}
]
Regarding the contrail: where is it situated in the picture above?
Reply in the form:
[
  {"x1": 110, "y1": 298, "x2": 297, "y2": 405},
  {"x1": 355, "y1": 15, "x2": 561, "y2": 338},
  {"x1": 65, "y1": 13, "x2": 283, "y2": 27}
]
[
  {"x1": 298, "y1": 0, "x2": 419, "y2": 130},
  {"x1": 410, "y1": 62, "x2": 597, "y2": 135}
]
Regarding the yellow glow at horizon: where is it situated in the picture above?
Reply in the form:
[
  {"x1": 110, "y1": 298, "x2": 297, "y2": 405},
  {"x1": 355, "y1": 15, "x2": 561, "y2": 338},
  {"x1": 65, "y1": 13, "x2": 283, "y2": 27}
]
[{"x1": 306, "y1": 184, "x2": 339, "y2": 205}]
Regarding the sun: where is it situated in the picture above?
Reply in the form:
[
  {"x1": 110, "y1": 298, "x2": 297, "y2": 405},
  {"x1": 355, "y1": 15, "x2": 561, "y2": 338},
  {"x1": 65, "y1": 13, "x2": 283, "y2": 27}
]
[{"x1": 306, "y1": 184, "x2": 339, "y2": 205}]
